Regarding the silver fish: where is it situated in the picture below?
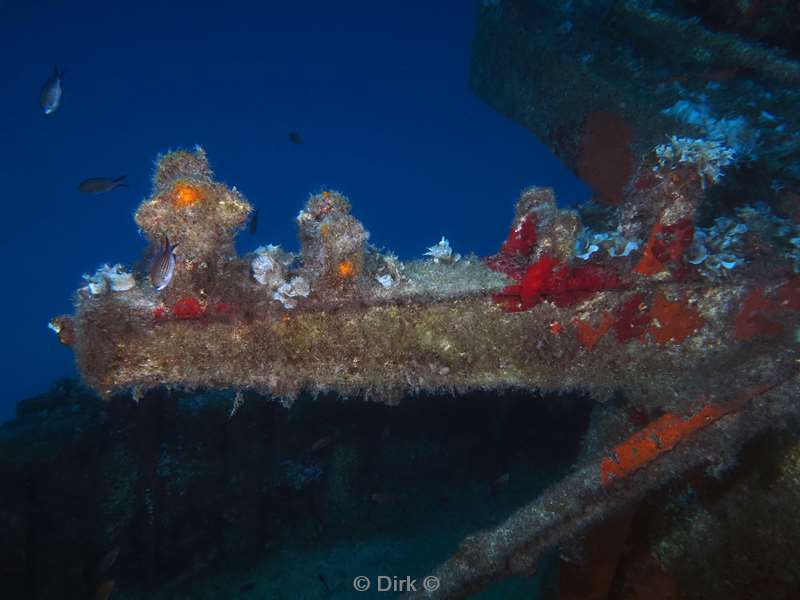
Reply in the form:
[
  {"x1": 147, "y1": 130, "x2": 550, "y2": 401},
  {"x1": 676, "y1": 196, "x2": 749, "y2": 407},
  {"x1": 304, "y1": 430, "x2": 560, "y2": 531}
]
[
  {"x1": 149, "y1": 237, "x2": 178, "y2": 291},
  {"x1": 40, "y1": 66, "x2": 64, "y2": 115},
  {"x1": 78, "y1": 176, "x2": 128, "y2": 194}
]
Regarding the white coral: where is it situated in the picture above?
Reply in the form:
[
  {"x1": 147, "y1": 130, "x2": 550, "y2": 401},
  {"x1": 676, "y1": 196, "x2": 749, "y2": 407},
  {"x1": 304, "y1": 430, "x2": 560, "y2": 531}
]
[
  {"x1": 575, "y1": 230, "x2": 639, "y2": 260},
  {"x1": 287, "y1": 276, "x2": 310, "y2": 298},
  {"x1": 686, "y1": 217, "x2": 746, "y2": 276},
  {"x1": 251, "y1": 245, "x2": 286, "y2": 287},
  {"x1": 654, "y1": 136, "x2": 736, "y2": 189},
  {"x1": 376, "y1": 274, "x2": 394, "y2": 288},
  {"x1": 272, "y1": 276, "x2": 310, "y2": 310},
  {"x1": 82, "y1": 263, "x2": 136, "y2": 295},
  {"x1": 105, "y1": 264, "x2": 136, "y2": 291},
  {"x1": 82, "y1": 271, "x2": 107, "y2": 295},
  {"x1": 656, "y1": 98, "x2": 760, "y2": 189},
  {"x1": 661, "y1": 99, "x2": 758, "y2": 160},
  {"x1": 424, "y1": 237, "x2": 460, "y2": 264}
]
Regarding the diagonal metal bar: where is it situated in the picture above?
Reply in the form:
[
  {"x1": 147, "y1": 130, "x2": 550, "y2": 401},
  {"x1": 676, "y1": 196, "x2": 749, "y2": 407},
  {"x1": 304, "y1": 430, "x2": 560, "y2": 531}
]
[{"x1": 406, "y1": 377, "x2": 798, "y2": 599}]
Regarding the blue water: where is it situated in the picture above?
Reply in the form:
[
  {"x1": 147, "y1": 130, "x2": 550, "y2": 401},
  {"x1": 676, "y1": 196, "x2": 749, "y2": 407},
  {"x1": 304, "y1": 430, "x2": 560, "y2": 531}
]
[{"x1": 0, "y1": 0, "x2": 587, "y2": 422}]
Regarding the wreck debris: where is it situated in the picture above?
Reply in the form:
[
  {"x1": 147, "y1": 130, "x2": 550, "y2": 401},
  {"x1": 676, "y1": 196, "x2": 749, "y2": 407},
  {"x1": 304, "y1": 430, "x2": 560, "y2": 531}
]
[
  {"x1": 613, "y1": 1, "x2": 800, "y2": 85},
  {"x1": 471, "y1": 0, "x2": 800, "y2": 210},
  {"x1": 405, "y1": 377, "x2": 798, "y2": 599}
]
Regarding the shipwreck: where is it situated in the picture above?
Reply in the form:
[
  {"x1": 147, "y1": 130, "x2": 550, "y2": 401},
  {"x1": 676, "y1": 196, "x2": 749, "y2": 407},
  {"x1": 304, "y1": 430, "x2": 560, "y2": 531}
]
[{"x1": 49, "y1": 1, "x2": 800, "y2": 596}]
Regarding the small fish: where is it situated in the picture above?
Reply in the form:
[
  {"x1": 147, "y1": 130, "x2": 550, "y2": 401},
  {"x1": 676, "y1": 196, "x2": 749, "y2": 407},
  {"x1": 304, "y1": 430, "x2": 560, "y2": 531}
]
[
  {"x1": 95, "y1": 580, "x2": 115, "y2": 600},
  {"x1": 149, "y1": 237, "x2": 178, "y2": 291},
  {"x1": 239, "y1": 581, "x2": 257, "y2": 592},
  {"x1": 309, "y1": 435, "x2": 334, "y2": 453},
  {"x1": 40, "y1": 66, "x2": 64, "y2": 114},
  {"x1": 318, "y1": 573, "x2": 331, "y2": 593},
  {"x1": 78, "y1": 176, "x2": 129, "y2": 194},
  {"x1": 288, "y1": 131, "x2": 304, "y2": 145},
  {"x1": 249, "y1": 208, "x2": 259, "y2": 235},
  {"x1": 491, "y1": 472, "x2": 510, "y2": 496},
  {"x1": 97, "y1": 546, "x2": 120, "y2": 574},
  {"x1": 370, "y1": 492, "x2": 397, "y2": 505}
]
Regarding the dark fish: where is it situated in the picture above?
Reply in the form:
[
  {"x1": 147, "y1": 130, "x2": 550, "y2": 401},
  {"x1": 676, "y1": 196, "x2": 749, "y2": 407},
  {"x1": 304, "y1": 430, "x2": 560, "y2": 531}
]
[
  {"x1": 78, "y1": 176, "x2": 129, "y2": 194},
  {"x1": 40, "y1": 66, "x2": 64, "y2": 114},
  {"x1": 491, "y1": 472, "x2": 510, "y2": 496},
  {"x1": 318, "y1": 573, "x2": 331, "y2": 593},
  {"x1": 97, "y1": 546, "x2": 120, "y2": 574},
  {"x1": 249, "y1": 208, "x2": 259, "y2": 235},
  {"x1": 239, "y1": 581, "x2": 257, "y2": 592},
  {"x1": 309, "y1": 435, "x2": 334, "y2": 453},
  {"x1": 288, "y1": 131, "x2": 304, "y2": 144},
  {"x1": 149, "y1": 237, "x2": 178, "y2": 291},
  {"x1": 370, "y1": 492, "x2": 397, "y2": 505},
  {"x1": 95, "y1": 580, "x2": 115, "y2": 600}
]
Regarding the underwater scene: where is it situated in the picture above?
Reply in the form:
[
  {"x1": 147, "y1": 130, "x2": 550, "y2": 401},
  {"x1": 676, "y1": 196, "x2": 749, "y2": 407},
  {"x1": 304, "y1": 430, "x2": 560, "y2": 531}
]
[{"x1": 2, "y1": 0, "x2": 800, "y2": 598}]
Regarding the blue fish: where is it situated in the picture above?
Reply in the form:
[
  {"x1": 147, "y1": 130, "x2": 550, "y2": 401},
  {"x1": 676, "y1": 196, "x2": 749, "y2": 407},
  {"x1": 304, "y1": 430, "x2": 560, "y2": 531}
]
[
  {"x1": 40, "y1": 66, "x2": 64, "y2": 115},
  {"x1": 149, "y1": 237, "x2": 178, "y2": 291}
]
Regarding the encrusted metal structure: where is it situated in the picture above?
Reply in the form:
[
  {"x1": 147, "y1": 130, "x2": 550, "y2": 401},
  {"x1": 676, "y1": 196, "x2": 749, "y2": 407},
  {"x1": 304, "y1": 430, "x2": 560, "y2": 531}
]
[
  {"x1": 49, "y1": 145, "x2": 800, "y2": 597},
  {"x1": 52, "y1": 149, "x2": 798, "y2": 410},
  {"x1": 49, "y1": 3, "x2": 800, "y2": 594}
]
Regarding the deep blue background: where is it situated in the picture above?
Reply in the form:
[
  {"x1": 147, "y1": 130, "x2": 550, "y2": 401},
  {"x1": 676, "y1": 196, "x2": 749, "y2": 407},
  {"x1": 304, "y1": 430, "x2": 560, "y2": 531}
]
[{"x1": 0, "y1": 1, "x2": 588, "y2": 422}]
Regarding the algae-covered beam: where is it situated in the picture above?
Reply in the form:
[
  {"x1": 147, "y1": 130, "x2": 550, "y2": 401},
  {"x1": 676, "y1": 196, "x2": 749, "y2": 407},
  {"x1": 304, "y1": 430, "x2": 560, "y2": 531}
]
[
  {"x1": 47, "y1": 146, "x2": 800, "y2": 597},
  {"x1": 50, "y1": 148, "x2": 800, "y2": 409},
  {"x1": 613, "y1": 1, "x2": 800, "y2": 85}
]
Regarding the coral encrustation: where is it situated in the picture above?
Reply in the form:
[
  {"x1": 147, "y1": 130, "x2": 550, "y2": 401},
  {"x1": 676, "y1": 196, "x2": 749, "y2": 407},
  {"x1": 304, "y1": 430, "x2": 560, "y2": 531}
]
[{"x1": 51, "y1": 149, "x2": 799, "y2": 412}]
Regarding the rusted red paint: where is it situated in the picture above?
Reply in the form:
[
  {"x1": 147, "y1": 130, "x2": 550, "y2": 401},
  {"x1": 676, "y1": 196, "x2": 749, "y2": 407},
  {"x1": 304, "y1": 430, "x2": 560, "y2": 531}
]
[
  {"x1": 173, "y1": 297, "x2": 205, "y2": 320},
  {"x1": 601, "y1": 403, "x2": 729, "y2": 485},
  {"x1": 575, "y1": 311, "x2": 614, "y2": 351},
  {"x1": 648, "y1": 292, "x2": 705, "y2": 344}
]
